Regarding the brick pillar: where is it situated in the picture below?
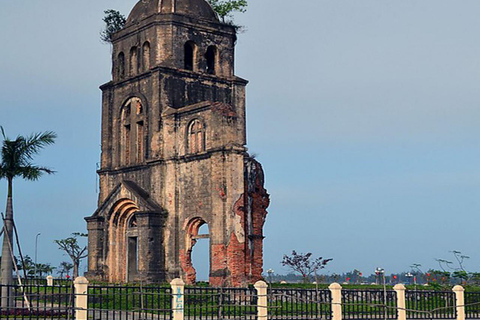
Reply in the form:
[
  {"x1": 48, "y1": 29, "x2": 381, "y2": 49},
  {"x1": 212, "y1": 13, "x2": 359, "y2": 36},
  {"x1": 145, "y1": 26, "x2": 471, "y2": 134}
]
[
  {"x1": 137, "y1": 212, "x2": 165, "y2": 282},
  {"x1": 453, "y1": 285, "x2": 465, "y2": 320},
  {"x1": 329, "y1": 283, "x2": 342, "y2": 320},
  {"x1": 394, "y1": 284, "x2": 406, "y2": 320},
  {"x1": 245, "y1": 158, "x2": 269, "y2": 285},
  {"x1": 85, "y1": 216, "x2": 105, "y2": 280}
]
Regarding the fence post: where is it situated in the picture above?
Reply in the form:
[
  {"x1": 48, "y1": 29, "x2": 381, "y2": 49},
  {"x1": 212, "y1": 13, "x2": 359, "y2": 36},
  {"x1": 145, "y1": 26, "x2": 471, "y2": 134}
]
[
  {"x1": 171, "y1": 278, "x2": 185, "y2": 320},
  {"x1": 74, "y1": 276, "x2": 89, "y2": 320},
  {"x1": 254, "y1": 280, "x2": 268, "y2": 320},
  {"x1": 453, "y1": 285, "x2": 465, "y2": 320},
  {"x1": 394, "y1": 284, "x2": 406, "y2": 320},
  {"x1": 46, "y1": 275, "x2": 53, "y2": 286},
  {"x1": 329, "y1": 282, "x2": 342, "y2": 320}
]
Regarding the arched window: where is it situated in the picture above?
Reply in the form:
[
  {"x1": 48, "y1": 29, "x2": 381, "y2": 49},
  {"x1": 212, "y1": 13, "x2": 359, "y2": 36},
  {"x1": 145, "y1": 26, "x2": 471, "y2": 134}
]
[
  {"x1": 130, "y1": 47, "x2": 138, "y2": 76},
  {"x1": 142, "y1": 42, "x2": 151, "y2": 71},
  {"x1": 118, "y1": 52, "x2": 125, "y2": 79},
  {"x1": 184, "y1": 41, "x2": 196, "y2": 71},
  {"x1": 205, "y1": 46, "x2": 217, "y2": 75},
  {"x1": 136, "y1": 100, "x2": 143, "y2": 115},
  {"x1": 187, "y1": 119, "x2": 205, "y2": 154},
  {"x1": 128, "y1": 215, "x2": 137, "y2": 228},
  {"x1": 121, "y1": 97, "x2": 145, "y2": 165},
  {"x1": 122, "y1": 103, "x2": 131, "y2": 121}
]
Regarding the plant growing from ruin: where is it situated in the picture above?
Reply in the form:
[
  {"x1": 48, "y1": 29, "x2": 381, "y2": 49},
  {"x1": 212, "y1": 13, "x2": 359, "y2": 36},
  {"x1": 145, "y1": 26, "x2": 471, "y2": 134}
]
[
  {"x1": 100, "y1": 9, "x2": 126, "y2": 43},
  {"x1": 0, "y1": 127, "x2": 56, "y2": 288},
  {"x1": 54, "y1": 233, "x2": 87, "y2": 278},
  {"x1": 281, "y1": 251, "x2": 332, "y2": 283},
  {"x1": 207, "y1": 0, "x2": 247, "y2": 23}
]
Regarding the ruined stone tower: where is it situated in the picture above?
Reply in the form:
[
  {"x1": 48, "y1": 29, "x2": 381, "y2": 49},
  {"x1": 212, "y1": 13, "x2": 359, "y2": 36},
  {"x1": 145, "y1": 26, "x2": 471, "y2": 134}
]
[{"x1": 85, "y1": 0, "x2": 270, "y2": 286}]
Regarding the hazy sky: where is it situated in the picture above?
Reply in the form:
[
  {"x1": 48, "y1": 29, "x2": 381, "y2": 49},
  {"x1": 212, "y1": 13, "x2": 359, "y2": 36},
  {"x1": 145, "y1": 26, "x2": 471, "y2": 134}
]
[{"x1": 1, "y1": 0, "x2": 480, "y2": 279}]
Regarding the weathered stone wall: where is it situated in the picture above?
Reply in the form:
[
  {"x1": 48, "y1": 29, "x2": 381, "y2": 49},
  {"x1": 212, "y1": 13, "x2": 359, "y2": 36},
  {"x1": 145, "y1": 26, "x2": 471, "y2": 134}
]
[{"x1": 86, "y1": 0, "x2": 269, "y2": 287}]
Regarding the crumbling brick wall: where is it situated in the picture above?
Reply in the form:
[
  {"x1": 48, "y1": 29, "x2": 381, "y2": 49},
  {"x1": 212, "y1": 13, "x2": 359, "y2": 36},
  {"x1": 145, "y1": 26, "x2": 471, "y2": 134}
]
[{"x1": 86, "y1": 0, "x2": 270, "y2": 287}]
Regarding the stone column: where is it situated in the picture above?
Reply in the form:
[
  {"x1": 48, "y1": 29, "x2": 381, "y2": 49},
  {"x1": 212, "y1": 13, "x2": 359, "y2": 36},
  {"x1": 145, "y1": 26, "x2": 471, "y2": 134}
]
[
  {"x1": 329, "y1": 283, "x2": 342, "y2": 320},
  {"x1": 85, "y1": 216, "x2": 105, "y2": 280},
  {"x1": 171, "y1": 278, "x2": 185, "y2": 320},
  {"x1": 254, "y1": 280, "x2": 268, "y2": 320},
  {"x1": 394, "y1": 284, "x2": 406, "y2": 320},
  {"x1": 453, "y1": 285, "x2": 465, "y2": 320},
  {"x1": 136, "y1": 211, "x2": 165, "y2": 282},
  {"x1": 46, "y1": 275, "x2": 54, "y2": 286},
  {"x1": 74, "y1": 276, "x2": 89, "y2": 320}
]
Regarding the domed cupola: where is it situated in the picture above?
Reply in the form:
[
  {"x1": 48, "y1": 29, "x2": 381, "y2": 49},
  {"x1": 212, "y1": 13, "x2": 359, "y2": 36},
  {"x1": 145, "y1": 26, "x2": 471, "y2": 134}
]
[{"x1": 126, "y1": 0, "x2": 219, "y2": 25}]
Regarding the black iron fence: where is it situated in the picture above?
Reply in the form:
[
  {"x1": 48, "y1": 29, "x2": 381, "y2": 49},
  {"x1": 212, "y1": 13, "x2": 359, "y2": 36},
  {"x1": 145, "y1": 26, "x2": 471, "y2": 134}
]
[
  {"x1": 465, "y1": 292, "x2": 480, "y2": 319},
  {"x1": 87, "y1": 284, "x2": 172, "y2": 320},
  {"x1": 405, "y1": 290, "x2": 456, "y2": 319},
  {"x1": 184, "y1": 286, "x2": 257, "y2": 320},
  {"x1": 268, "y1": 287, "x2": 331, "y2": 320},
  {"x1": 341, "y1": 289, "x2": 397, "y2": 320},
  {"x1": 0, "y1": 283, "x2": 74, "y2": 319},
  {"x1": 1, "y1": 282, "x2": 480, "y2": 320}
]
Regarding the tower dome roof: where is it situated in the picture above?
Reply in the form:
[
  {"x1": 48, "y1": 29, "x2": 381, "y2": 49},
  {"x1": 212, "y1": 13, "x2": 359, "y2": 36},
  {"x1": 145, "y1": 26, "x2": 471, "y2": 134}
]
[{"x1": 126, "y1": 0, "x2": 219, "y2": 25}]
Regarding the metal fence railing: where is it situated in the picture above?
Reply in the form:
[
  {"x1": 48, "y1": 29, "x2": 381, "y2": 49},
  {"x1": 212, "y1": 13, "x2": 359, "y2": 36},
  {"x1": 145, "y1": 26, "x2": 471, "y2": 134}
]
[
  {"x1": 87, "y1": 284, "x2": 172, "y2": 320},
  {"x1": 267, "y1": 287, "x2": 332, "y2": 320},
  {"x1": 2, "y1": 281, "x2": 480, "y2": 320},
  {"x1": 341, "y1": 289, "x2": 397, "y2": 320},
  {"x1": 405, "y1": 290, "x2": 456, "y2": 319},
  {"x1": 0, "y1": 283, "x2": 74, "y2": 319},
  {"x1": 184, "y1": 286, "x2": 257, "y2": 320},
  {"x1": 465, "y1": 292, "x2": 480, "y2": 319}
]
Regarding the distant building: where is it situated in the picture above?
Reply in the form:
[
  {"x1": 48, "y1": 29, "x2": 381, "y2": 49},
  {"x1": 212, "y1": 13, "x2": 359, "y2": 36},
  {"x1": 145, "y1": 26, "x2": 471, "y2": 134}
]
[{"x1": 85, "y1": 0, "x2": 270, "y2": 286}]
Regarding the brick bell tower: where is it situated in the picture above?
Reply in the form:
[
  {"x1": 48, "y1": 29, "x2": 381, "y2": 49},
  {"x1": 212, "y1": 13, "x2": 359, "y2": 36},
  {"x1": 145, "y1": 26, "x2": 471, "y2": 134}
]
[{"x1": 85, "y1": 0, "x2": 270, "y2": 286}]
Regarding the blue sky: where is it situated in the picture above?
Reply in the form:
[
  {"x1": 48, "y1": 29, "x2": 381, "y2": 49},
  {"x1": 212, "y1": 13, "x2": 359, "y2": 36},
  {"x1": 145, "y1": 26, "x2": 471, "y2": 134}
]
[{"x1": 1, "y1": 0, "x2": 480, "y2": 279}]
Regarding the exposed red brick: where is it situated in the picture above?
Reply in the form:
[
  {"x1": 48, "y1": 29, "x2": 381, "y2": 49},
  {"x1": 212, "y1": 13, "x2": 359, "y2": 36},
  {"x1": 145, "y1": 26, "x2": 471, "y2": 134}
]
[{"x1": 180, "y1": 248, "x2": 196, "y2": 285}]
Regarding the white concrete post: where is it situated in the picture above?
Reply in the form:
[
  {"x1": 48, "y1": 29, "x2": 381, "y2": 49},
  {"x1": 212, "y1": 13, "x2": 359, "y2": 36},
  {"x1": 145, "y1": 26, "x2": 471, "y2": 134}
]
[
  {"x1": 394, "y1": 284, "x2": 406, "y2": 320},
  {"x1": 329, "y1": 283, "x2": 342, "y2": 320},
  {"x1": 74, "y1": 276, "x2": 89, "y2": 320},
  {"x1": 254, "y1": 281, "x2": 268, "y2": 320},
  {"x1": 453, "y1": 285, "x2": 465, "y2": 320},
  {"x1": 46, "y1": 275, "x2": 54, "y2": 286},
  {"x1": 171, "y1": 278, "x2": 185, "y2": 320}
]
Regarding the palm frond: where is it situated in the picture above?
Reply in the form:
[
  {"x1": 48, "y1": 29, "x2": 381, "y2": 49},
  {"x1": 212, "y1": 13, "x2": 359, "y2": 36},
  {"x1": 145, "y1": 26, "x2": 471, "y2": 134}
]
[
  {"x1": 0, "y1": 128, "x2": 57, "y2": 181},
  {"x1": 19, "y1": 166, "x2": 55, "y2": 181},
  {"x1": 22, "y1": 131, "x2": 57, "y2": 160},
  {"x1": 0, "y1": 126, "x2": 6, "y2": 140}
]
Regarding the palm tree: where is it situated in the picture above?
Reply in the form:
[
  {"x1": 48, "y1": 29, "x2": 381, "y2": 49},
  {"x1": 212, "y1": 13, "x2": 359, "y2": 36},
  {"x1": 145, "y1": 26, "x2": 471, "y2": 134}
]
[
  {"x1": 0, "y1": 128, "x2": 56, "y2": 304},
  {"x1": 58, "y1": 261, "x2": 73, "y2": 279}
]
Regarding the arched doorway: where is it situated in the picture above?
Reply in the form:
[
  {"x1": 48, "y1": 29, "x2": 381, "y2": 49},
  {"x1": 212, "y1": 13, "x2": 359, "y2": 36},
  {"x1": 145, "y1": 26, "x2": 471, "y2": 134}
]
[
  {"x1": 126, "y1": 215, "x2": 138, "y2": 282},
  {"x1": 107, "y1": 199, "x2": 139, "y2": 282},
  {"x1": 184, "y1": 217, "x2": 210, "y2": 284},
  {"x1": 191, "y1": 224, "x2": 210, "y2": 282}
]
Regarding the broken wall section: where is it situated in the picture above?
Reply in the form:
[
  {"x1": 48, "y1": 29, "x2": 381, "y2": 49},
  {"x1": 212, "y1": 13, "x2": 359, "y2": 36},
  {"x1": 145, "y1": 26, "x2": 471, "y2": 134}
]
[{"x1": 221, "y1": 156, "x2": 270, "y2": 287}]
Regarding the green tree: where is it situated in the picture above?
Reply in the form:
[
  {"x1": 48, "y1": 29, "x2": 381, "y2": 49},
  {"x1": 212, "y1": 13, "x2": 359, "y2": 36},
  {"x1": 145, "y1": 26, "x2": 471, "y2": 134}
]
[
  {"x1": 100, "y1": 9, "x2": 126, "y2": 43},
  {"x1": 58, "y1": 261, "x2": 73, "y2": 279},
  {"x1": 16, "y1": 255, "x2": 35, "y2": 277},
  {"x1": 0, "y1": 128, "x2": 56, "y2": 288},
  {"x1": 36, "y1": 263, "x2": 55, "y2": 278},
  {"x1": 54, "y1": 233, "x2": 87, "y2": 278},
  {"x1": 281, "y1": 251, "x2": 332, "y2": 283},
  {"x1": 207, "y1": 0, "x2": 247, "y2": 23}
]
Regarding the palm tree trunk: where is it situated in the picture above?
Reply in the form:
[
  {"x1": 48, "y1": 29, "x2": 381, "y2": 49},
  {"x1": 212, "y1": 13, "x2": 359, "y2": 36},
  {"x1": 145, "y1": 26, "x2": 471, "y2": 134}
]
[{"x1": 1, "y1": 178, "x2": 14, "y2": 308}]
